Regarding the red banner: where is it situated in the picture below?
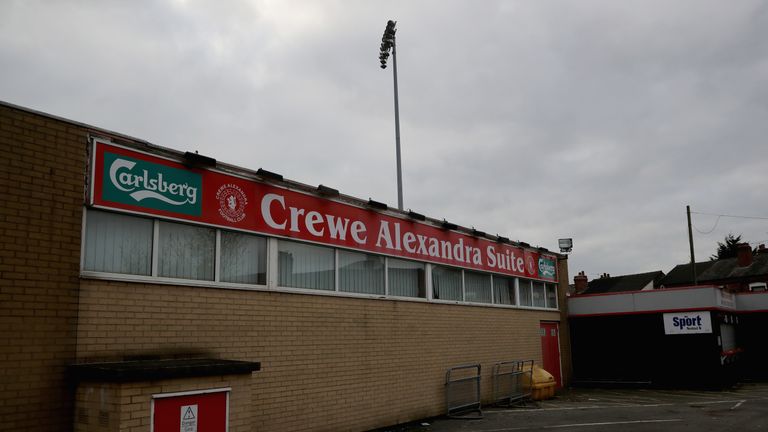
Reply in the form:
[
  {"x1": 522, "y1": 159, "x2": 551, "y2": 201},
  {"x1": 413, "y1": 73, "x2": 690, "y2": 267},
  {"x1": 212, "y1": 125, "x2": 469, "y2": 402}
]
[{"x1": 91, "y1": 139, "x2": 558, "y2": 281}]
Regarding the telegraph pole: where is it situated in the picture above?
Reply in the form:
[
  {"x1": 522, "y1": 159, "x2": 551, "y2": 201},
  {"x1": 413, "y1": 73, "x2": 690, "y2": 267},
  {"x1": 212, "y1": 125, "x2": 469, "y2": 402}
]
[{"x1": 687, "y1": 205, "x2": 698, "y2": 285}]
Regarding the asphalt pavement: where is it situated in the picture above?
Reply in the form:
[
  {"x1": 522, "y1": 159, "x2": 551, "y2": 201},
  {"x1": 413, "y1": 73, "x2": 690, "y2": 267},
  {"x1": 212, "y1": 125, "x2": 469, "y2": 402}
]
[{"x1": 383, "y1": 383, "x2": 768, "y2": 432}]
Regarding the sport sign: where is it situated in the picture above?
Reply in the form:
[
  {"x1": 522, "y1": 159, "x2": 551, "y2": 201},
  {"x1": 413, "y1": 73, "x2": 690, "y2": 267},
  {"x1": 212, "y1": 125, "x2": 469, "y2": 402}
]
[
  {"x1": 662, "y1": 311, "x2": 713, "y2": 335},
  {"x1": 90, "y1": 139, "x2": 558, "y2": 281}
]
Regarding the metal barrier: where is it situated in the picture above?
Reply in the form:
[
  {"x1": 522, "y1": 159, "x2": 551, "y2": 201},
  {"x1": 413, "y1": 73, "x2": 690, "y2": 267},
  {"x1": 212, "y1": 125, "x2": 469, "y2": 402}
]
[
  {"x1": 492, "y1": 360, "x2": 533, "y2": 406},
  {"x1": 445, "y1": 364, "x2": 483, "y2": 419}
]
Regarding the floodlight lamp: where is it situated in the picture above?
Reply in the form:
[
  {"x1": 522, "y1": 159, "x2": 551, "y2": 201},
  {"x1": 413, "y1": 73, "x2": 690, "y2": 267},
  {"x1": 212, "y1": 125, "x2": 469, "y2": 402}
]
[
  {"x1": 256, "y1": 168, "x2": 283, "y2": 182},
  {"x1": 558, "y1": 238, "x2": 573, "y2": 253},
  {"x1": 442, "y1": 220, "x2": 458, "y2": 231},
  {"x1": 317, "y1": 184, "x2": 339, "y2": 197},
  {"x1": 407, "y1": 210, "x2": 426, "y2": 221},
  {"x1": 367, "y1": 198, "x2": 388, "y2": 210},
  {"x1": 385, "y1": 20, "x2": 397, "y2": 34},
  {"x1": 183, "y1": 151, "x2": 216, "y2": 168}
]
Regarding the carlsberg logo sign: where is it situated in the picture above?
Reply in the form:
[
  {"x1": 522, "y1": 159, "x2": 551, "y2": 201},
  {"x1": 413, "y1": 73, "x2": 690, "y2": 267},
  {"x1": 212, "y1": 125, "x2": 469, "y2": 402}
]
[
  {"x1": 538, "y1": 257, "x2": 556, "y2": 278},
  {"x1": 103, "y1": 152, "x2": 202, "y2": 216}
]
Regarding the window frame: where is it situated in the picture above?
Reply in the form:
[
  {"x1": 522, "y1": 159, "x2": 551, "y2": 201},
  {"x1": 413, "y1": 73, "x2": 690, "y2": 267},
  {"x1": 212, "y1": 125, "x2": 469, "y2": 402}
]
[{"x1": 81, "y1": 208, "x2": 560, "y2": 310}]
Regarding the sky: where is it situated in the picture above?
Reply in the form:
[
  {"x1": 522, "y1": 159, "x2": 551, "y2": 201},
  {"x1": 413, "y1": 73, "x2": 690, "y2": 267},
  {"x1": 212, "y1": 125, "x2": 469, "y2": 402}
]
[{"x1": 2, "y1": 0, "x2": 767, "y2": 280}]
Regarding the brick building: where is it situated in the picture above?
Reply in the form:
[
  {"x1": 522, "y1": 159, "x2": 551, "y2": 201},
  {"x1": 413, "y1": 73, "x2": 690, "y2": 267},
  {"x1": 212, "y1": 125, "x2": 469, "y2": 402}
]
[{"x1": 0, "y1": 100, "x2": 571, "y2": 432}]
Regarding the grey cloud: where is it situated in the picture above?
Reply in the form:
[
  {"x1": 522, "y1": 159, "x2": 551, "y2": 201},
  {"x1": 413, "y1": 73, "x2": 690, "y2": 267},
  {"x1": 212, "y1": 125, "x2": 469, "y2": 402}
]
[{"x1": 2, "y1": 0, "x2": 767, "y2": 278}]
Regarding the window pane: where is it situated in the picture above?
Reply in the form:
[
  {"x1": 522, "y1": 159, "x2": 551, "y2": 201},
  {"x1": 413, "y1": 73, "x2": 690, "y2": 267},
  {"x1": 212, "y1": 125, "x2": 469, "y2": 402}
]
[
  {"x1": 84, "y1": 210, "x2": 152, "y2": 275},
  {"x1": 278, "y1": 240, "x2": 334, "y2": 290},
  {"x1": 465, "y1": 271, "x2": 492, "y2": 303},
  {"x1": 519, "y1": 280, "x2": 532, "y2": 306},
  {"x1": 432, "y1": 265, "x2": 462, "y2": 301},
  {"x1": 158, "y1": 221, "x2": 215, "y2": 280},
  {"x1": 720, "y1": 324, "x2": 736, "y2": 352},
  {"x1": 493, "y1": 276, "x2": 516, "y2": 305},
  {"x1": 546, "y1": 284, "x2": 558, "y2": 309},
  {"x1": 388, "y1": 258, "x2": 425, "y2": 298},
  {"x1": 532, "y1": 281, "x2": 546, "y2": 308},
  {"x1": 339, "y1": 250, "x2": 384, "y2": 295},
  {"x1": 220, "y1": 231, "x2": 266, "y2": 285}
]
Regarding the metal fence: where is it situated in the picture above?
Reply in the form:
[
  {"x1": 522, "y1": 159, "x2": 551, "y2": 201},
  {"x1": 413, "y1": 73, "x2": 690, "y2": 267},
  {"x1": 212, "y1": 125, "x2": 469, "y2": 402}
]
[
  {"x1": 445, "y1": 364, "x2": 483, "y2": 418},
  {"x1": 492, "y1": 360, "x2": 533, "y2": 406}
]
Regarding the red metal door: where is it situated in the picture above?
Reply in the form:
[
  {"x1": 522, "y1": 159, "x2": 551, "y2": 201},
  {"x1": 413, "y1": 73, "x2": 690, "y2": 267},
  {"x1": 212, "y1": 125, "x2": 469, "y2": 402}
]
[{"x1": 540, "y1": 322, "x2": 562, "y2": 388}]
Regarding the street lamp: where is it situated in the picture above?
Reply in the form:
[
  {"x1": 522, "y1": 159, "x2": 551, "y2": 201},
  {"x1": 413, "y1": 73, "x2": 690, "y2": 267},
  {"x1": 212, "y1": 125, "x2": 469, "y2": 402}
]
[{"x1": 379, "y1": 19, "x2": 403, "y2": 211}]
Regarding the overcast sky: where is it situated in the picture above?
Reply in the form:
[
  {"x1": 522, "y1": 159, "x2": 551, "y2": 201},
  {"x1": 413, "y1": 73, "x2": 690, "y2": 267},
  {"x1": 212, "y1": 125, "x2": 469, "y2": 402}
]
[{"x1": 2, "y1": 0, "x2": 767, "y2": 280}]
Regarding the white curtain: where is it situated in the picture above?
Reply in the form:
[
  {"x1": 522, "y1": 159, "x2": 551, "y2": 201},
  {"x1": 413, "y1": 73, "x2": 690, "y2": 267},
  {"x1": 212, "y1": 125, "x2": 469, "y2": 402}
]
[
  {"x1": 464, "y1": 271, "x2": 492, "y2": 303},
  {"x1": 84, "y1": 210, "x2": 152, "y2": 275},
  {"x1": 278, "y1": 240, "x2": 334, "y2": 290},
  {"x1": 158, "y1": 221, "x2": 215, "y2": 280},
  {"x1": 532, "y1": 281, "x2": 546, "y2": 307},
  {"x1": 338, "y1": 251, "x2": 384, "y2": 295},
  {"x1": 220, "y1": 231, "x2": 266, "y2": 285},
  {"x1": 432, "y1": 266, "x2": 463, "y2": 301},
  {"x1": 519, "y1": 280, "x2": 533, "y2": 306},
  {"x1": 388, "y1": 258, "x2": 425, "y2": 298},
  {"x1": 494, "y1": 276, "x2": 516, "y2": 305},
  {"x1": 546, "y1": 284, "x2": 558, "y2": 309}
]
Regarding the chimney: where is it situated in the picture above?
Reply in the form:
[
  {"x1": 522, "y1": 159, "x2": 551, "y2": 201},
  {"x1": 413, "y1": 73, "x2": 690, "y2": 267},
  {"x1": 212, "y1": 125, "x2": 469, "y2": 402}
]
[
  {"x1": 758, "y1": 244, "x2": 767, "y2": 255},
  {"x1": 574, "y1": 271, "x2": 588, "y2": 294},
  {"x1": 737, "y1": 243, "x2": 753, "y2": 267}
]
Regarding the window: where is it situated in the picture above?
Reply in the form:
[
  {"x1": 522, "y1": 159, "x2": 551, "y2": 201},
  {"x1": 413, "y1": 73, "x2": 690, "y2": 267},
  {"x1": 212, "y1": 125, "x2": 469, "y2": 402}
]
[
  {"x1": 532, "y1": 281, "x2": 546, "y2": 308},
  {"x1": 84, "y1": 210, "x2": 152, "y2": 275},
  {"x1": 220, "y1": 231, "x2": 267, "y2": 285},
  {"x1": 83, "y1": 209, "x2": 551, "y2": 309},
  {"x1": 464, "y1": 271, "x2": 492, "y2": 303},
  {"x1": 493, "y1": 276, "x2": 516, "y2": 305},
  {"x1": 339, "y1": 250, "x2": 384, "y2": 295},
  {"x1": 546, "y1": 284, "x2": 558, "y2": 309},
  {"x1": 519, "y1": 280, "x2": 532, "y2": 306},
  {"x1": 388, "y1": 258, "x2": 425, "y2": 298},
  {"x1": 158, "y1": 221, "x2": 215, "y2": 280},
  {"x1": 432, "y1": 265, "x2": 462, "y2": 301},
  {"x1": 720, "y1": 323, "x2": 736, "y2": 352},
  {"x1": 278, "y1": 240, "x2": 334, "y2": 290}
]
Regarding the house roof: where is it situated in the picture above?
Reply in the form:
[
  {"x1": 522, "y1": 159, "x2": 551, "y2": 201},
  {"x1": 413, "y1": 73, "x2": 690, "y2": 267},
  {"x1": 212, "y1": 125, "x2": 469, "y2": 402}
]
[
  {"x1": 660, "y1": 253, "x2": 768, "y2": 287},
  {"x1": 660, "y1": 261, "x2": 716, "y2": 286},
  {"x1": 581, "y1": 271, "x2": 665, "y2": 295}
]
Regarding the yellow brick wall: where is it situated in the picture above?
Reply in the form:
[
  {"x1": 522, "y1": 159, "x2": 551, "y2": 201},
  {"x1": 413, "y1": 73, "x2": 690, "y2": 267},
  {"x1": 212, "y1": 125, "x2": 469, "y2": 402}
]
[
  {"x1": 0, "y1": 103, "x2": 86, "y2": 431},
  {"x1": 77, "y1": 280, "x2": 562, "y2": 431},
  {"x1": 74, "y1": 383, "x2": 120, "y2": 432}
]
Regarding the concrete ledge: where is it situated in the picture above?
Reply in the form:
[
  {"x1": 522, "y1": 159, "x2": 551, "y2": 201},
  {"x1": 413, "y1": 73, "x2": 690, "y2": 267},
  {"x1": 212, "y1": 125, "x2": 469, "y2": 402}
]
[{"x1": 69, "y1": 358, "x2": 260, "y2": 382}]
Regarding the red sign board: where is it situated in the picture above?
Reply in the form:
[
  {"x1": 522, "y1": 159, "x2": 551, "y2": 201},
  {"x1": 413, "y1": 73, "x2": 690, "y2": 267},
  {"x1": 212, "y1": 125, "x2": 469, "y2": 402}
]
[
  {"x1": 90, "y1": 139, "x2": 558, "y2": 281},
  {"x1": 152, "y1": 390, "x2": 227, "y2": 432}
]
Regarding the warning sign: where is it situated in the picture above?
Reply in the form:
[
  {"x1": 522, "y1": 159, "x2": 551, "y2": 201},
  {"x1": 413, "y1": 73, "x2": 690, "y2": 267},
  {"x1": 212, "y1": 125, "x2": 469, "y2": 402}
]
[
  {"x1": 153, "y1": 390, "x2": 226, "y2": 432},
  {"x1": 180, "y1": 405, "x2": 198, "y2": 432}
]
